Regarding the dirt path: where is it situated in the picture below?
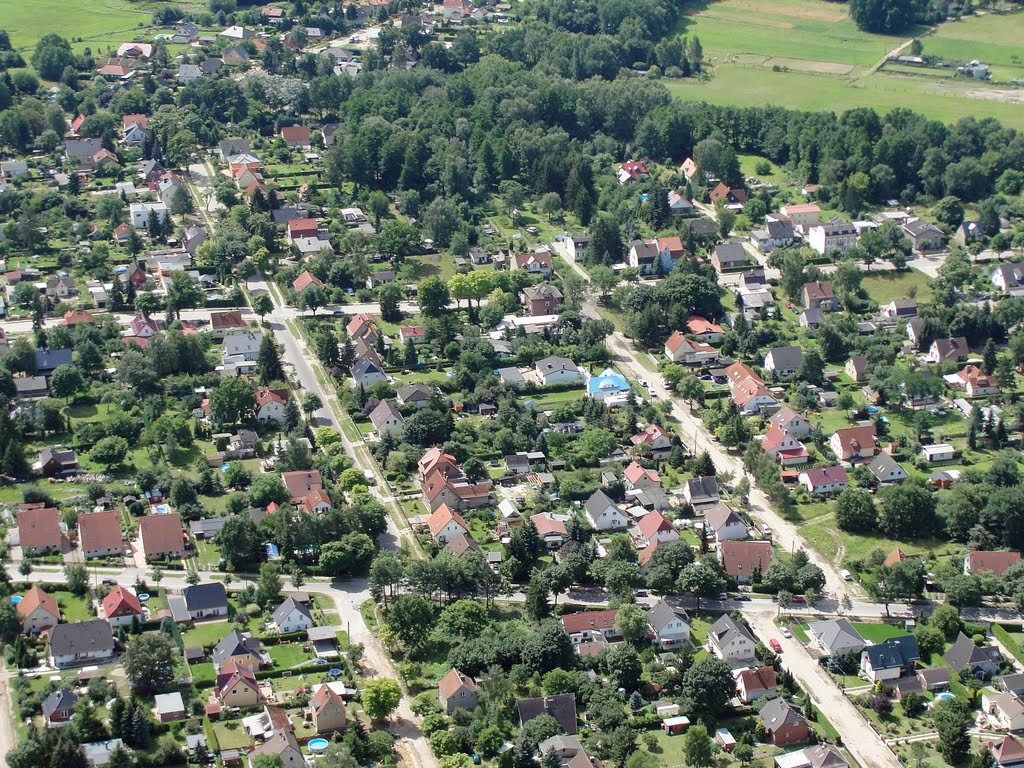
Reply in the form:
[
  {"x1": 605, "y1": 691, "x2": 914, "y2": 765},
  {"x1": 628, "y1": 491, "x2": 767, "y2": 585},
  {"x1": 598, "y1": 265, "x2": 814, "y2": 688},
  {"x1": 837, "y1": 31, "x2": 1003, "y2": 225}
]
[{"x1": 0, "y1": 664, "x2": 19, "y2": 767}]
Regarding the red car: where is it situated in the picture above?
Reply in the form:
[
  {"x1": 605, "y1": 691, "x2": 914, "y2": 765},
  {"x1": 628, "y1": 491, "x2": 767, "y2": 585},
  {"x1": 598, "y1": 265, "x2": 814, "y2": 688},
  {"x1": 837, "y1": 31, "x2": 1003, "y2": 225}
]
[{"x1": 769, "y1": 638, "x2": 783, "y2": 653}]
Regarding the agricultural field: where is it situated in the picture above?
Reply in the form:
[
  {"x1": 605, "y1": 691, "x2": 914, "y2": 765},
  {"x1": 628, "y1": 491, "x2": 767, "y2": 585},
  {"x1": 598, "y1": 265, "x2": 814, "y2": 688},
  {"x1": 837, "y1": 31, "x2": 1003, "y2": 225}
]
[
  {"x1": 0, "y1": 0, "x2": 163, "y2": 55},
  {"x1": 668, "y1": 0, "x2": 1024, "y2": 129}
]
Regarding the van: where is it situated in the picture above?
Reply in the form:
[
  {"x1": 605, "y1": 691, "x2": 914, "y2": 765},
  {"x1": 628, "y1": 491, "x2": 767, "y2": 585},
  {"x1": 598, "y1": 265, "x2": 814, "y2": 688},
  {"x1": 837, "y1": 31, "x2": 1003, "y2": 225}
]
[
  {"x1": 840, "y1": 569, "x2": 852, "y2": 581},
  {"x1": 760, "y1": 524, "x2": 771, "y2": 536}
]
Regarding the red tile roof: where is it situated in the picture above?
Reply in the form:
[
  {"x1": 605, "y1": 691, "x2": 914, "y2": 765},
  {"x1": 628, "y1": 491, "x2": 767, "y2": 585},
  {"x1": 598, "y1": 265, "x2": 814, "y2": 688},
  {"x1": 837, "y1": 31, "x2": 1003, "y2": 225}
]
[
  {"x1": 638, "y1": 511, "x2": 673, "y2": 539},
  {"x1": 292, "y1": 271, "x2": 323, "y2": 292},
  {"x1": 78, "y1": 510, "x2": 123, "y2": 554},
  {"x1": 720, "y1": 540, "x2": 772, "y2": 579},
  {"x1": 138, "y1": 513, "x2": 184, "y2": 557},
  {"x1": 17, "y1": 507, "x2": 61, "y2": 550},
  {"x1": 560, "y1": 609, "x2": 618, "y2": 634},
  {"x1": 966, "y1": 550, "x2": 1021, "y2": 577},
  {"x1": 426, "y1": 505, "x2": 468, "y2": 538},
  {"x1": 282, "y1": 470, "x2": 323, "y2": 501},
  {"x1": 17, "y1": 586, "x2": 59, "y2": 622},
  {"x1": 102, "y1": 586, "x2": 142, "y2": 619}
]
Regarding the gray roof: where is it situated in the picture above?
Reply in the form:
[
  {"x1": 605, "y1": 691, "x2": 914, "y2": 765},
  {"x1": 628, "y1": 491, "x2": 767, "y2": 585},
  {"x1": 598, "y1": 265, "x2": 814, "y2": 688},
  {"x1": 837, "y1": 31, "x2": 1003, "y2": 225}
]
[
  {"x1": 713, "y1": 243, "x2": 747, "y2": 264},
  {"x1": 538, "y1": 735, "x2": 582, "y2": 756},
  {"x1": 272, "y1": 596, "x2": 313, "y2": 627},
  {"x1": 630, "y1": 240, "x2": 660, "y2": 261},
  {"x1": 516, "y1": 693, "x2": 578, "y2": 735},
  {"x1": 182, "y1": 582, "x2": 227, "y2": 613},
  {"x1": 35, "y1": 348, "x2": 74, "y2": 373},
  {"x1": 942, "y1": 632, "x2": 1001, "y2": 673},
  {"x1": 522, "y1": 283, "x2": 562, "y2": 301},
  {"x1": 646, "y1": 599, "x2": 685, "y2": 633},
  {"x1": 369, "y1": 400, "x2": 404, "y2": 429},
  {"x1": 189, "y1": 517, "x2": 228, "y2": 537},
  {"x1": 759, "y1": 698, "x2": 805, "y2": 733},
  {"x1": 766, "y1": 345, "x2": 803, "y2": 371},
  {"x1": 48, "y1": 619, "x2": 114, "y2": 657},
  {"x1": 64, "y1": 138, "x2": 103, "y2": 162},
  {"x1": 904, "y1": 219, "x2": 942, "y2": 237},
  {"x1": 705, "y1": 504, "x2": 743, "y2": 532},
  {"x1": 536, "y1": 356, "x2": 579, "y2": 375},
  {"x1": 154, "y1": 692, "x2": 184, "y2": 714},
  {"x1": 212, "y1": 629, "x2": 261, "y2": 666},
  {"x1": 708, "y1": 614, "x2": 754, "y2": 648},
  {"x1": 766, "y1": 219, "x2": 795, "y2": 240},
  {"x1": 807, "y1": 618, "x2": 864, "y2": 653},
  {"x1": 218, "y1": 138, "x2": 251, "y2": 160},
  {"x1": 863, "y1": 636, "x2": 919, "y2": 670},
  {"x1": 919, "y1": 667, "x2": 953, "y2": 686},
  {"x1": 42, "y1": 688, "x2": 78, "y2": 718},
  {"x1": 584, "y1": 489, "x2": 617, "y2": 518},
  {"x1": 397, "y1": 383, "x2": 431, "y2": 402},
  {"x1": 868, "y1": 452, "x2": 906, "y2": 481}
]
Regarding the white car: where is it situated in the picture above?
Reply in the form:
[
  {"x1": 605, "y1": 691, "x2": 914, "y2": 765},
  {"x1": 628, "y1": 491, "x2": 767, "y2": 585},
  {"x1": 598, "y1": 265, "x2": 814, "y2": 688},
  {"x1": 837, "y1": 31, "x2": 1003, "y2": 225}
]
[
  {"x1": 779, "y1": 627, "x2": 792, "y2": 639},
  {"x1": 840, "y1": 569, "x2": 853, "y2": 581}
]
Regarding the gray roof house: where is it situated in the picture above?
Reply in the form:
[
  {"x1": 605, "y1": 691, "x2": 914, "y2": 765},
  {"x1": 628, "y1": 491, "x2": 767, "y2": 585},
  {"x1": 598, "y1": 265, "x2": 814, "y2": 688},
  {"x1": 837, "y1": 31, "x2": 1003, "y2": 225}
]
[
  {"x1": 48, "y1": 620, "x2": 115, "y2": 668},
  {"x1": 683, "y1": 476, "x2": 719, "y2": 506},
  {"x1": 42, "y1": 688, "x2": 78, "y2": 725},
  {"x1": 707, "y1": 615, "x2": 756, "y2": 662},
  {"x1": 646, "y1": 599, "x2": 691, "y2": 648},
  {"x1": 397, "y1": 383, "x2": 432, "y2": 408},
  {"x1": 867, "y1": 453, "x2": 909, "y2": 485},
  {"x1": 182, "y1": 582, "x2": 228, "y2": 620},
  {"x1": 806, "y1": 619, "x2": 866, "y2": 657},
  {"x1": 369, "y1": 400, "x2": 405, "y2": 436},
  {"x1": 943, "y1": 632, "x2": 1002, "y2": 679},
  {"x1": 516, "y1": 693, "x2": 578, "y2": 735},
  {"x1": 271, "y1": 597, "x2": 314, "y2": 634},
  {"x1": 212, "y1": 629, "x2": 263, "y2": 669},
  {"x1": 764, "y1": 346, "x2": 803, "y2": 377},
  {"x1": 36, "y1": 348, "x2": 74, "y2": 376}
]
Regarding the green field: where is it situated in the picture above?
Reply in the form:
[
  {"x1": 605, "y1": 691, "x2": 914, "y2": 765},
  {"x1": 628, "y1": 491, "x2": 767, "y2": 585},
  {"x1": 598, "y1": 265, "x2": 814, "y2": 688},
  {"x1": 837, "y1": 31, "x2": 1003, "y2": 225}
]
[
  {"x1": 668, "y1": 0, "x2": 1024, "y2": 130},
  {"x1": 0, "y1": 0, "x2": 163, "y2": 54},
  {"x1": 861, "y1": 270, "x2": 933, "y2": 305}
]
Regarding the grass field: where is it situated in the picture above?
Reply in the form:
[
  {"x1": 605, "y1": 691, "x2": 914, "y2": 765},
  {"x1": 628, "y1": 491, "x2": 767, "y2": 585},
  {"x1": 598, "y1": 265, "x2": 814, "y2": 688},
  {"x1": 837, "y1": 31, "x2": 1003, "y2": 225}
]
[
  {"x1": 668, "y1": 0, "x2": 1024, "y2": 129},
  {"x1": 861, "y1": 269, "x2": 933, "y2": 305},
  {"x1": 0, "y1": 0, "x2": 162, "y2": 54}
]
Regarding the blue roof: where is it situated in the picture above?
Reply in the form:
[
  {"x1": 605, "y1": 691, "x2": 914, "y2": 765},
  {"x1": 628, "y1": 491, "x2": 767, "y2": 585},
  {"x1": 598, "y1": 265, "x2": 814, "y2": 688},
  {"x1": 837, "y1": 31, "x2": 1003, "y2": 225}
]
[
  {"x1": 587, "y1": 367, "x2": 629, "y2": 395},
  {"x1": 863, "y1": 636, "x2": 919, "y2": 669}
]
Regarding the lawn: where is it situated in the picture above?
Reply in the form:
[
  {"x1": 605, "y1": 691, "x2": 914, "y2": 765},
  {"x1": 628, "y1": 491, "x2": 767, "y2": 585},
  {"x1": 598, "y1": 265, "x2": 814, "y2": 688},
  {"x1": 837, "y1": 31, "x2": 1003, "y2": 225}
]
[
  {"x1": 919, "y1": 11, "x2": 1024, "y2": 85},
  {"x1": 266, "y1": 642, "x2": 316, "y2": 669},
  {"x1": 53, "y1": 590, "x2": 94, "y2": 623},
  {"x1": 850, "y1": 622, "x2": 909, "y2": 643},
  {"x1": 861, "y1": 270, "x2": 933, "y2": 305},
  {"x1": 212, "y1": 720, "x2": 253, "y2": 750},
  {"x1": 182, "y1": 620, "x2": 238, "y2": 649},
  {"x1": 2, "y1": 0, "x2": 161, "y2": 55}
]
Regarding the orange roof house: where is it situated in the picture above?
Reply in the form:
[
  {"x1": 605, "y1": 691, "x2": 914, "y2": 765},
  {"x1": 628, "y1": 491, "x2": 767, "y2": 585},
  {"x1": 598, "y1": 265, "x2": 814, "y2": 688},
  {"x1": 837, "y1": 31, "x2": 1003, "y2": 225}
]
[
  {"x1": 17, "y1": 507, "x2": 61, "y2": 554},
  {"x1": 292, "y1": 271, "x2": 323, "y2": 293},
  {"x1": 138, "y1": 513, "x2": 185, "y2": 559},
  {"x1": 17, "y1": 586, "x2": 60, "y2": 635},
  {"x1": 77, "y1": 510, "x2": 124, "y2": 559}
]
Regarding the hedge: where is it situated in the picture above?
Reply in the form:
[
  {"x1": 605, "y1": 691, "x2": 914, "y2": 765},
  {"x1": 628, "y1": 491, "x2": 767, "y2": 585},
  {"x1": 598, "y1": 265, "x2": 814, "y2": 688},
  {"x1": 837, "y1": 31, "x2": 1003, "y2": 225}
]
[{"x1": 993, "y1": 624, "x2": 1024, "y2": 664}]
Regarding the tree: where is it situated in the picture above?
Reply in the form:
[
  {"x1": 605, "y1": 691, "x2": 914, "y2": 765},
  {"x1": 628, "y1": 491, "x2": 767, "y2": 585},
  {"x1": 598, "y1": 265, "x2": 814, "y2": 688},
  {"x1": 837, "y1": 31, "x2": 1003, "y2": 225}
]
[
  {"x1": 301, "y1": 393, "x2": 322, "y2": 416},
  {"x1": 367, "y1": 191, "x2": 390, "y2": 230},
  {"x1": 879, "y1": 480, "x2": 936, "y2": 538},
  {"x1": 165, "y1": 272, "x2": 205, "y2": 318},
  {"x1": 90, "y1": 436, "x2": 129, "y2": 469},
  {"x1": 363, "y1": 678, "x2": 401, "y2": 721},
  {"x1": 677, "y1": 560, "x2": 725, "y2": 610},
  {"x1": 253, "y1": 292, "x2": 273, "y2": 322},
  {"x1": 614, "y1": 602, "x2": 650, "y2": 646},
  {"x1": 215, "y1": 515, "x2": 262, "y2": 567},
  {"x1": 930, "y1": 603, "x2": 962, "y2": 639},
  {"x1": 835, "y1": 489, "x2": 878, "y2": 533},
  {"x1": 257, "y1": 335, "x2": 284, "y2": 384},
  {"x1": 683, "y1": 726, "x2": 715, "y2": 768},
  {"x1": 386, "y1": 595, "x2": 435, "y2": 652},
  {"x1": 210, "y1": 377, "x2": 257, "y2": 424},
  {"x1": 934, "y1": 197, "x2": 966, "y2": 230},
  {"x1": 379, "y1": 283, "x2": 404, "y2": 323},
  {"x1": 50, "y1": 365, "x2": 85, "y2": 403},
  {"x1": 64, "y1": 563, "x2": 89, "y2": 596},
  {"x1": 123, "y1": 632, "x2": 176, "y2": 691},
  {"x1": 319, "y1": 534, "x2": 375, "y2": 577},
  {"x1": 418, "y1": 276, "x2": 451, "y2": 317},
  {"x1": 255, "y1": 562, "x2": 283, "y2": 608},
  {"x1": 932, "y1": 698, "x2": 972, "y2": 765},
  {"x1": 681, "y1": 656, "x2": 735, "y2": 717}
]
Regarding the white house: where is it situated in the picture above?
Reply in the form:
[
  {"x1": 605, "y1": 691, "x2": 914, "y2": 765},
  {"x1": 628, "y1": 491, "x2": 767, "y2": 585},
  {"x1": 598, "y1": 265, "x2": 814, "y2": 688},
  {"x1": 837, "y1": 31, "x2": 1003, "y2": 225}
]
[
  {"x1": 426, "y1": 505, "x2": 469, "y2": 545},
  {"x1": 706, "y1": 505, "x2": 748, "y2": 542},
  {"x1": 368, "y1": 401, "x2": 404, "y2": 436},
  {"x1": 535, "y1": 356, "x2": 583, "y2": 386},
  {"x1": 130, "y1": 201, "x2": 169, "y2": 229},
  {"x1": 707, "y1": 615, "x2": 756, "y2": 662},
  {"x1": 983, "y1": 693, "x2": 1024, "y2": 732},
  {"x1": 271, "y1": 597, "x2": 314, "y2": 634},
  {"x1": 647, "y1": 600, "x2": 690, "y2": 648},
  {"x1": 921, "y1": 444, "x2": 956, "y2": 463},
  {"x1": 583, "y1": 490, "x2": 628, "y2": 531}
]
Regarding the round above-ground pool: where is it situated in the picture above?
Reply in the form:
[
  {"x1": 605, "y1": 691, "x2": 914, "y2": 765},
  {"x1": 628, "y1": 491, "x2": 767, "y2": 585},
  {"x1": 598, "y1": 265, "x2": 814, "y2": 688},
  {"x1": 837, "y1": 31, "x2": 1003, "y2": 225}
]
[
  {"x1": 10, "y1": 596, "x2": 22, "y2": 605},
  {"x1": 308, "y1": 739, "x2": 329, "y2": 754},
  {"x1": 328, "y1": 668, "x2": 342, "y2": 676},
  {"x1": 137, "y1": 593, "x2": 151, "y2": 602},
  {"x1": 935, "y1": 692, "x2": 955, "y2": 701}
]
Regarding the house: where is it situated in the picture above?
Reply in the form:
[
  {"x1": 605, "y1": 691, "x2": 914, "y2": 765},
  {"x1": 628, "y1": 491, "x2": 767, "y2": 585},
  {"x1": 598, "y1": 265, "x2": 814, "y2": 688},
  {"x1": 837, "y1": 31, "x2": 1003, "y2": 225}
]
[
  {"x1": 948, "y1": 365, "x2": 1000, "y2": 397},
  {"x1": 435, "y1": 668, "x2": 480, "y2": 715},
  {"x1": 37, "y1": 447, "x2": 80, "y2": 478},
  {"x1": 764, "y1": 346, "x2": 803, "y2": 378},
  {"x1": 943, "y1": 632, "x2": 1002, "y2": 679},
  {"x1": 902, "y1": 219, "x2": 944, "y2": 253},
  {"x1": 35, "y1": 348, "x2": 74, "y2": 376},
  {"x1": 280, "y1": 125, "x2": 311, "y2": 149},
  {"x1": 535, "y1": 356, "x2": 583, "y2": 385},
  {"x1": 292, "y1": 270, "x2": 323, "y2": 294},
  {"x1": 426, "y1": 505, "x2": 470, "y2": 544},
  {"x1": 720, "y1": 540, "x2": 771, "y2": 583},
  {"x1": 517, "y1": 694, "x2": 578, "y2": 735},
  {"x1": 707, "y1": 615, "x2": 756, "y2": 662},
  {"x1": 731, "y1": 378, "x2": 778, "y2": 415},
  {"x1": 867, "y1": 453, "x2": 909, "y2": 485},
  {"x1": 251, "y1": 387, "x2": 287, "y2": 424},
  {"x1": 829, "y1": 425, "x2": 878, "y2": 463},
  {"x1": 992, "y1": 264, "x2": 1024, "y2": 292},
  {"x1": 926, "y1": 337, "x2": 970, "y2": 364},
  {"x1": 770, "y1": 407, "x2": 812, "y2": 439},
  {"x1": 48, "y1": 620, "x2": 115, "y2": 668},
  {"x1": 806, "y1": 619, "x2": 866, "y2": 657},
  {"x1": 710, "y1": 182, "x2": 747, "y2": 209},
  {"x1": 668, "y1": 189, "x2": 694, "y2": 215},
  {"x1": 883, "y1": 299, "x2": 918, "y2": 319},
  {"x1": 351, "y1": 357, "x2": 387, "y2": 388},
  {"x1": 759, "y1": 699, "x2": 810, "y2": 747},
  {"x1": 271, "y1": 597, "x2": 313, "y2": 634},
  {"x1": 505, "y1": 452, "x2": 546, "y2": 475},
  {"x1": 774, "y1": 745, "x2": 848, "y2": 768},
  {"x1": 965, "y1": 550, "x2": 1022, "y2": 577},
  {"x1": 706, "y1": 505, "x2": 748, "y2": 542},
  {"x1": 369, "y1": 401, "x2": 405, "y2": 436},
  {"x1": 397, "y1": 383, "x2": 432, "y2": 409},
  {"x1": 808, "y1": 222, "x2": 857, "y2": 256},
  {"x1": 583, "y1": 490, "x2": 627, "y2": 531},
  {"x1": 17, "y1": 506, "x2": 61, "y2": 554},
  {"x1": 917, "y1": 667, "x2": 953, "y2": 693},
  {"x1": 101, "y1": 587, "x2": 142, "y2": 627},
  {"x1": 779, "y1": 203, "x2": 821, "y2": 230},
  {"x1": 82, "y1": 739, "x2": 126, "y2": 768},
  {"x1": 624, "y1": 461, "x2": 661, "y2": 492},
  {"x1": 637, "y1": 511, "x2": 678, "y2": 547},
  {"x1": 646, "y1": 600, "x2": 691, "y2": 648},
  {"x1": 632, "y1": 424, "x2": 673, "y2": 454},
  {"x1": 213, "y1": 630, "x2": 264, "y2": 673},
  {"x1": 860, "y1": 636, "x2": 920, "y2": 683},
  {"x1": 183, "y1": 583, "x2": 228, "y2": 620},
  {"x1": 17, "y1": 586, "x2": 60, "y2": 635},
  {"x1": 628, "y1": 239, "x2": 660, "y2": 274},
  {"x1": 711, "y1": 244, "x2": 749, "y2": 272},
  {"x1": 0, "y1": 159, "x2": 29, "y2": 179},
  {"x1": 679, "y1": 157, "x2": 700, "y2": 182},
  {"x1": 46, "y1": 277, "x2": 77, "y2": 300},
  {"x1": 15, "y1": 376, "x2": 49, "y2": 400},
  {"x1": 761, "y1": 425, "x2": 809, "y2": 467},
  {"x1": 531, "y1": 513, "x2": 568, "y2": 548},
  {"x1": 154, "y1": 692, "x2": 186, "y2": 723},
  {"x1": 63, "y1": 309, "x2": 96, "y2": 328},
  {"x1": 512, "y1": 251, "x2": 554, "y2": 278},
  {"x1": 566, "y1": 234, "x2": 591, "y2": 262},
  {"x1": 681, "y1": 477, "x2": 718, "y2": 508},
  {"x1": 282, "y1": 470, "x2": 323, "y2": 502},
  {"x1": 210, "y1": 310, "x2": 247, "y2": 340},
  {"x1": 308, "y1": 685, "x2": 347, "y2": 734},
  {"x1": 736, "y1": 666, "x2": 778, "y2": 703},
  {"x1": 129, "y1": 202, "x2": 169, "y2": 229},
  {"x1": 686, "y1": 316, "x2": 725, "y2": 343},
  {"x1": 560, "y1": 609, "x2": 619, "y2": 641},
  {"x1": 617, "y1": 160, "x2": 649, "y2": 185},
  {"x1": 222, "y1": 45, "x2": 250, "y2": 66},
  {"x1": 921, "y1": 443, "x2": 956, "y2": 463},
  {"x1": 798, "y1": 466, "x2": 848, "y2": 496},
  {"x1": 983, "y1": 693, "x2": 1024, "y2": 732},
  {"x1": 664, "y1": 333, "x2": 718, "y2": 365},
  {"x1": 522, "y1": 283, "x2": 563, "y2": 316},
  {"x1": 801, "y1": 281, "x2": 836, "y2": 311},
  {"x1": 215, "y1": 662, "x2": 263, "y2": 707},
  {"x1": 138, "y1": 513, "x2": 185, "y2": 559},
  {"x1": 751, "y1": 218, "x2": 796, "y2": 253},
  {"x1": 42, "y1": 688, "x2": 78, "y2": 727},
  {"x1": 989, "y1": 735, "x2": 1024, "y2": 768},
  {"x1": 845, "y1": 355, "x2": 869, "y2": 382},
  {"x1": 587, "y1": 368, "x2": 630, "y2": 402},
  {"x1": 250, "y1": 730, "x2": 304, "y2": 768}
]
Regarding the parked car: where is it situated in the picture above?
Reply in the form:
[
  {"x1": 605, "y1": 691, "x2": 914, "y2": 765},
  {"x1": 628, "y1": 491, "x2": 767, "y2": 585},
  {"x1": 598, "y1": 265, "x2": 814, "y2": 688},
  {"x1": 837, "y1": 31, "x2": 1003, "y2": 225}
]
[
  {"x1": 769, "y1": 639, "x2": 782, "y2": 653},
  {"x1": 780, "y1": 627, "x2": 792, "y2": 639}
]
